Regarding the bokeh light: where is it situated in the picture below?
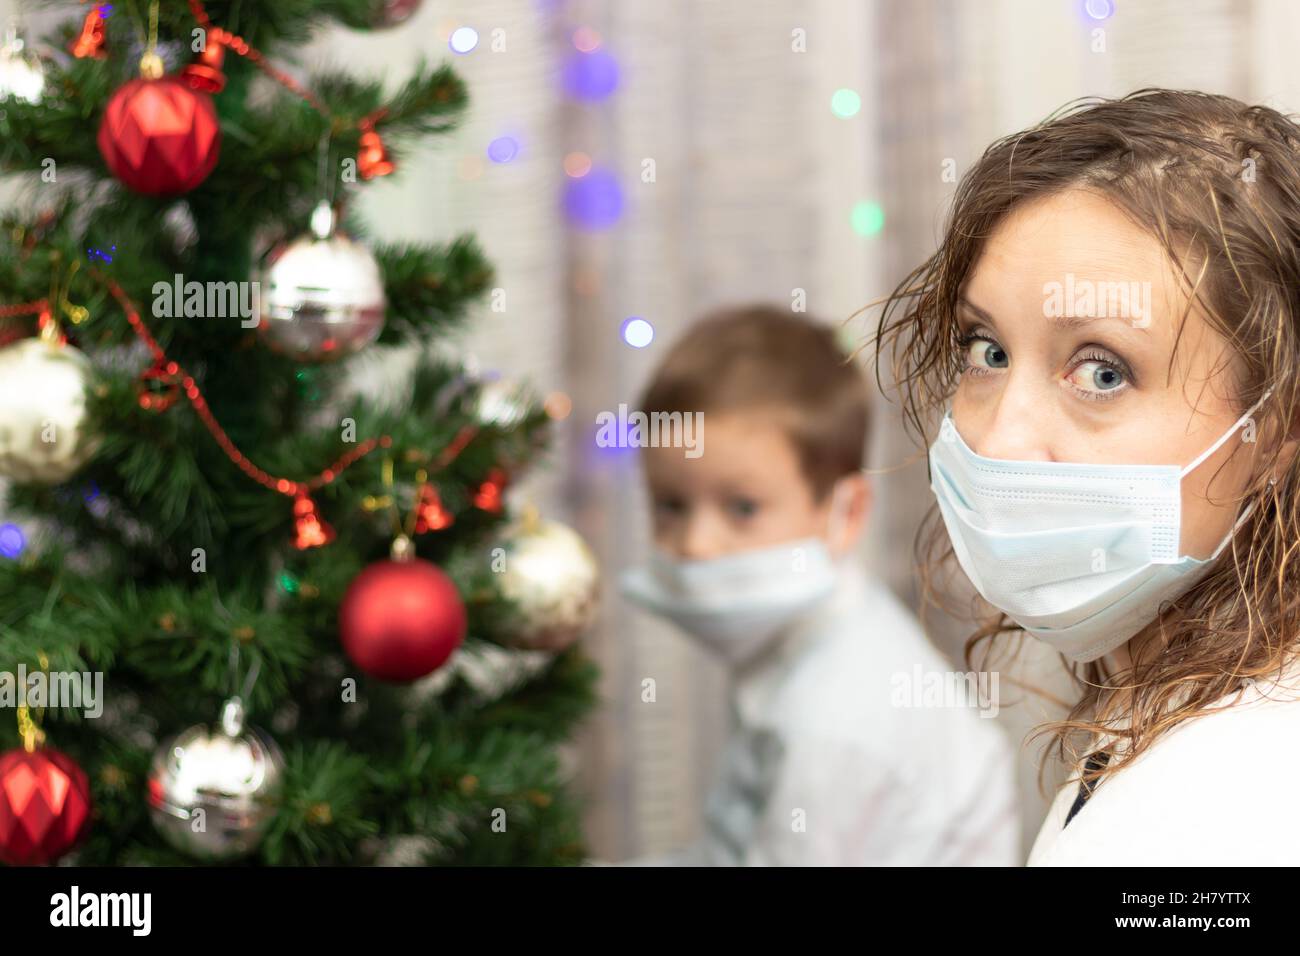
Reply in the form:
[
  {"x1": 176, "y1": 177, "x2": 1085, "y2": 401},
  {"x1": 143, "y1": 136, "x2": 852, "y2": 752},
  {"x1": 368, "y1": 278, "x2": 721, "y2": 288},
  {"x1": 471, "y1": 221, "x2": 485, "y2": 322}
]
[
  {"x1": 562, "y1": 49, "x2": 620, "y2": 101},
  {"x1": 545, "y1": 391, "x2": 573, "y2": 420},
  {"x1": 831, "y1": 88, "x2": 861, "y2": 118},
  {"x1": 563, "y1": 152, "x2": 593, "y2": 177},
  {"x1": 450, "y1": 26, "x2": 479, "y2": 53},
  {"x1": 572, "y1": 266, "x2": 602, "y2": 297},
  {"x1": 621, "y1": 316, "x2": 654, "y2": 348},
  {"x1": 563, "y1": 166, "x2": 624, "y2": 229},
  {"x1": 572, "y1": 26, "x2": 602, "y2": 52},
  {"x1": 488, "y1": 136, "x2": 519, "y2": 163},
  {"x1": 851, "y1": 200, "x2": 885, "y2": 237},
  {"x1": 0, "y1": 524, "x2": 25, "y2": 559},
  {"x1": 459, "y1": 154, "x2": 485, "y2": 180},
  {"x1": 1083, "y1": 0, "x2": 1114, "y2": 20}
]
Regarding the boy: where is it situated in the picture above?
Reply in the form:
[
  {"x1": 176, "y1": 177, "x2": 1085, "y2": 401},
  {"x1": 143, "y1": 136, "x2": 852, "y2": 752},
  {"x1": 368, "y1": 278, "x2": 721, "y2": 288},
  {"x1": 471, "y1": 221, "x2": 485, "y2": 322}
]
[{"x1": 619, "y1": 304, "x2": 1020, "y2": 865}]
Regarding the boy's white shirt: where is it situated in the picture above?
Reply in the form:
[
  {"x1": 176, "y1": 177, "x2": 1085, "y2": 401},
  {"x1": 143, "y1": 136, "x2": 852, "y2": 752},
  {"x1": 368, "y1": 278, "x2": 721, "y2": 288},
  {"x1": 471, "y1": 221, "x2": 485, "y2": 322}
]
[
  {"x1": 1028, "y1": 657, "x2": 1300, "y2": 866},
  {"x1": 628, "y1": 557, "x2": 1021, "y2": 866}
]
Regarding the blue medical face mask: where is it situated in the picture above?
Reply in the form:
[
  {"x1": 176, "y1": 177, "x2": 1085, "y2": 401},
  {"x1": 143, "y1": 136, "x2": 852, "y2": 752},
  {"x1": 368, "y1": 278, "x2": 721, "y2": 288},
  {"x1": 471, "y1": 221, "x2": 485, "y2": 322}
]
[{"x1": 928, "y1": 389, "x2": 1273, "y2": 664}]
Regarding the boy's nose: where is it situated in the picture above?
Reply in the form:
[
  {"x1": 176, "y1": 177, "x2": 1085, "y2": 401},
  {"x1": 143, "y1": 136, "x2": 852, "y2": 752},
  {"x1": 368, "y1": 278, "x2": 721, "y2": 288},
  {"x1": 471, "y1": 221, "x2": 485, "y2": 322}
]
[{"x1": 678, "y1": 515, "x2": 726, "y2": 561}]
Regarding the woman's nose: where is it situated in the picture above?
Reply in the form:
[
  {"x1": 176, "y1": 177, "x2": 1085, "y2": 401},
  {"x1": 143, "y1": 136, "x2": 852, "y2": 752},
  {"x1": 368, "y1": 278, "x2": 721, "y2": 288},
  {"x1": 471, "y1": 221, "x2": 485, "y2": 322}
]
[{"x1": 963, "y1": 388, "x2": 1056, "y2": 462}]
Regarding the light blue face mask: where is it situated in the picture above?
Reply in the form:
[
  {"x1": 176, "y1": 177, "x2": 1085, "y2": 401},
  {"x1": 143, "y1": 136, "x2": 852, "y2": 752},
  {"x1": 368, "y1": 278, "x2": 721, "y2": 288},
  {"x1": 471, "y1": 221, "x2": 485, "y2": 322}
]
[
  {"x1": 928, "y1": 389, "x2": 1272, "y2": 664},
  {"x1": 619, "y1": 481, "x2": 853, "y2": 667},
  {"x1": 619, "y1": 536, "x2": 838, "y2": 667}
]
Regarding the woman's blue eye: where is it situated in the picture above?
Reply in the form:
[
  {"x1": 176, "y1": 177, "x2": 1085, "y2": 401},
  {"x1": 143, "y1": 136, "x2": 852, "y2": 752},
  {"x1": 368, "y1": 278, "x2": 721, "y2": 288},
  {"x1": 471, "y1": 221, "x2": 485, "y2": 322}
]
[
  {"x1": 1067, "y1": 358, "x2": 1127, "y2": 399},
  {"x1": 1090, "y1": 364, "x2": 1123, "y2": 389},
  {"x1": 962, "y1": 335, "x2": 1007, "y2": 371},
  {"x1": 956, "y1": 326, "x2": 1132, "y2": 402}
]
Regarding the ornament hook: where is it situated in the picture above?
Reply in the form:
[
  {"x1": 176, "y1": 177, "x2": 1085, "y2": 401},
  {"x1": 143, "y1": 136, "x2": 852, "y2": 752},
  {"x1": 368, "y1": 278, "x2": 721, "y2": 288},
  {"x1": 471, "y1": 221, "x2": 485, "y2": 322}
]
[{"x1": 223, "y1": 635, "x2": 262, "y2": 736}]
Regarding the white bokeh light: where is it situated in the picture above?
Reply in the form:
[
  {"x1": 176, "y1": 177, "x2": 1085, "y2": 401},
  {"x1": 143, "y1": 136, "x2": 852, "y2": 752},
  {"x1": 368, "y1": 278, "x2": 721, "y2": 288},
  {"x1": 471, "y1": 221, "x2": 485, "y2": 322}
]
[
  {"x1": 621, "y1": 317, "x2": 654, "y2": 348},
  {"x1": 449, "y1": 27, "x2": 479, "y2": 54}
]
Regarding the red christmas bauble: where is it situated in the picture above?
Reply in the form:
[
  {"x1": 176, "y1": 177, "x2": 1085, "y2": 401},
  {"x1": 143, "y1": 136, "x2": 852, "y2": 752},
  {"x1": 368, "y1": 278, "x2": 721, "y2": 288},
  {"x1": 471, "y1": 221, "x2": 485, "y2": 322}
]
[
  {"x1": 370, "y1": 0, "x2": 424, "y2": 28},
  {"x1": 0, "y1": 747, "x2": 93, "y2": 865},
  {"x1": 97, "y1": 75, "x2": 221, "y2": 196},
  {"x1": 339, "y1": 556, "x2": 467, "y2": 682}
]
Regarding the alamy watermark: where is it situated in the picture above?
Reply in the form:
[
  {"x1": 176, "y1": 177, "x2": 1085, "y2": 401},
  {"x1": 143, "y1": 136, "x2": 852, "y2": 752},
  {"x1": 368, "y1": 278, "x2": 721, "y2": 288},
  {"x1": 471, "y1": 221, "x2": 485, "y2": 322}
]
[
  {"x1": 890, "y1": 665, "x2": 999, "y2": 718},
  {"x1": 1043, "y1": 272, "x2": 1153, "y2": 328},
  {"x1": 0, "y1": 665, "x2": 103, "y2": 718},
  {"x1": 595, "y1": 404, "x2": 704, "y2": 458},
  {"x1": 50, "y1": 886, "x2": 151, "y2": 936},
  {"x1": 152, "y1": 274, "x2": 261, "y2": 328}
]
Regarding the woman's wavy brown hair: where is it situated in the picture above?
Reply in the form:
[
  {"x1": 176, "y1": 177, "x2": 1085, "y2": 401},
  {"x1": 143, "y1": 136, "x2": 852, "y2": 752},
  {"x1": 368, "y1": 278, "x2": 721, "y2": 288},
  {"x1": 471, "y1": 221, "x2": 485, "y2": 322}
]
[{"x1": 867, "y1": 88, "x2": 1300, "y2": 797}]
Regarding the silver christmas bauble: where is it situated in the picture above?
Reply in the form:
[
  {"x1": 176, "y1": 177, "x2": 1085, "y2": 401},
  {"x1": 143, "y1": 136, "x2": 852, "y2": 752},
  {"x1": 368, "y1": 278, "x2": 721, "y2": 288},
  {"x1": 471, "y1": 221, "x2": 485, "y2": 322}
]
[
  {"x1": 0, "y1": 30, "x2": 45, "y2": 104},
  {"x1": 498, "y1": 515, "x2": 600, "y2": 652},
  {"x1": 0, "y1": 337, "x2": 98, "y2": 484},
  {"x1": 147, "y1": 698, "x2": 284, "y2": 861},
  {"x1": 256, "y1": 206, "x2": 386, "y2": 362}
]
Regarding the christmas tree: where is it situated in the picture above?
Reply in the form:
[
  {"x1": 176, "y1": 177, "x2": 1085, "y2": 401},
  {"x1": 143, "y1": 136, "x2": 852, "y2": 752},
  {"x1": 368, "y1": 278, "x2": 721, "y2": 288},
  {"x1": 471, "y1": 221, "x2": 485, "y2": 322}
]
[{"x1": 0, "y1": 0, "x2": 599, "y2": 866}]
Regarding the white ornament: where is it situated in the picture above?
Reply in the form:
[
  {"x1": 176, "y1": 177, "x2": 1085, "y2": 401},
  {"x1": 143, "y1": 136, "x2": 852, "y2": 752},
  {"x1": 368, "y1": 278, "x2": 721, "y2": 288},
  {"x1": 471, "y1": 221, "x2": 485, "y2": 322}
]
[
  {"x1": 498, "y1": 514, "x2": 600, "y2": 652},
  {"x1": 0, "y1": 29, "x2": 44, "y2": 105},
  {"x1": 0, "y1": 337, "x2": 98, "y2": 483}
]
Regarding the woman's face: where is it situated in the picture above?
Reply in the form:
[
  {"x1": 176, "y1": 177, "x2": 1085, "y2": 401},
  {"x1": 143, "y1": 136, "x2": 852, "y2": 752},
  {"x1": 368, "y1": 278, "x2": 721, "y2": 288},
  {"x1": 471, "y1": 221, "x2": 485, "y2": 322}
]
[{"x1": 952, "y1": 187, "x2": 1262, "y2": 559}]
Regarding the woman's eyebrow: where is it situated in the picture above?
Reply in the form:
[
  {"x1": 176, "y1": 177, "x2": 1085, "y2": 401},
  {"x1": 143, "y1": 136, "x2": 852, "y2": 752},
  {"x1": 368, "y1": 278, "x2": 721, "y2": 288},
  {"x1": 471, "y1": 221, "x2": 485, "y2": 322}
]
[
  {"x1": 1046, "y1": 311, "x2": 1151, "y2": 333},
  {"x1": 959, "y1": 295, "x2": 1150, "y2": 334},
  {"x1": 957, "y1": 297, "x2": 997, "y2": 330}
]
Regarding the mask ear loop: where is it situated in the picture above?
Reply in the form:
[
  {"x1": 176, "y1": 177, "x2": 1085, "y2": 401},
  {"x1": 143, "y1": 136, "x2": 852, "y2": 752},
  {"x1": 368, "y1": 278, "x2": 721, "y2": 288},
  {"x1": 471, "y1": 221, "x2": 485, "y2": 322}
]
[
  {"x1": 1179, "y1": 386, "x2": 1274, "y2": 479},
  {"x1": 1189, "y1": 387, "x2": 1276, "y2": 561}
]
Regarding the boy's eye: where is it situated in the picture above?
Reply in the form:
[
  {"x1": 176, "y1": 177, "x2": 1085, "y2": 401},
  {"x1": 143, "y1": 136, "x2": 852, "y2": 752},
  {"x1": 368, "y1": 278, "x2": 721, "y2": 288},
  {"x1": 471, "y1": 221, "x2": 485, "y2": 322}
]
[
  {"x1": 652, "y1": 497, "x2": 686, "y2": 517},
  {"x1": 727, "y1": 498, "x2": 759, "y2": 520}
]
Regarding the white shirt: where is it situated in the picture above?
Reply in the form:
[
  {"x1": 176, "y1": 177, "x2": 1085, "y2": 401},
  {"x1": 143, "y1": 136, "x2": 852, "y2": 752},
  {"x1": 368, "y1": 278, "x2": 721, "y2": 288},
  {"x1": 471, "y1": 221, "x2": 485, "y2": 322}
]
[
  {"x1": 636, "y1": 559, "x2": 1021, "y2": 866},
  {"x1": 1029, "y1": 661, "x2": 1300, "y2": 865}
]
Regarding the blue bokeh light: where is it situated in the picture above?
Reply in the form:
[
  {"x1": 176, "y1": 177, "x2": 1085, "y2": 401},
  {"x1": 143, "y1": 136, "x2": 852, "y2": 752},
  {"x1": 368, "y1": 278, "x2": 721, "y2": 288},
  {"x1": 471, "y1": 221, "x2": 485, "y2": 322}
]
[
  {"x1": 0, "y1": 524, "x2": 25, "y2": 559},
  {"x1": 563, "y1": 167, "x2": 624, "y2": 229},
  {"x1": 561, "y1": 49, "x2": 620, "y2": 102},
  {"x1": 488, "y1": 136, "x2": 519, "y2": 163}
]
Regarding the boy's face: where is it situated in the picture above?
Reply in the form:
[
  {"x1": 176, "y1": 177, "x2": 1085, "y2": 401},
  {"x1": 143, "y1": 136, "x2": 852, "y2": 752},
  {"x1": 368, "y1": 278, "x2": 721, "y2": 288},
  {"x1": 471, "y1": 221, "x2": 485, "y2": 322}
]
[{"x1": 643, "y1": 410, "x2": 861, "y2": 560}]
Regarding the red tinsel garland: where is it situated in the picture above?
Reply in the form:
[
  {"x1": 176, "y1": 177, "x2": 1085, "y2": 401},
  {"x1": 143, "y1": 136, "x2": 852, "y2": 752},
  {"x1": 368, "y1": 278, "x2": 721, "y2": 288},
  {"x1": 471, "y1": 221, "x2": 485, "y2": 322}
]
[
  {"x1": 94, "y1": 276, "x2": 500, "y2": 547},
  {"x1": 186, "y1": 0, "x2": 391, "y2": 174}
]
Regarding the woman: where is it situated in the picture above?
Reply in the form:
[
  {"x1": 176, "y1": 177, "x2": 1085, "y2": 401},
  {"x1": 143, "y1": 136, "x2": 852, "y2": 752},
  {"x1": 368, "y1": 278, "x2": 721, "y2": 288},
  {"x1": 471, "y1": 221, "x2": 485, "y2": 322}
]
[{"x1": 872, "y1": 88, "x2": 1300, "y2": 864}]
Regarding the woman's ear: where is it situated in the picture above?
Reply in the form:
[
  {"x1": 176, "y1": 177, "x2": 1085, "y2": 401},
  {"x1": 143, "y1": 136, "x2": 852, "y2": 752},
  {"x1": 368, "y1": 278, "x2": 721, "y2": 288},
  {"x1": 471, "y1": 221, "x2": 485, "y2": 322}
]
[
  {"x1": 1269, "y1": 401, "x2": 1300, "y2": 486},
  {"x1": 826, "y1": 471, "x2": 873, "y2": 557}
]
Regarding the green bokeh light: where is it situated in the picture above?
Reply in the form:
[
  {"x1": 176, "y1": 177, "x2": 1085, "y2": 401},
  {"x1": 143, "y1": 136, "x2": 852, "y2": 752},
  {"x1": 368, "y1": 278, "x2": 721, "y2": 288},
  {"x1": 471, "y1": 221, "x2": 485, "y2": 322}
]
[
  {"x1": 851, "y1": 200, "x2": 885, "y2": 237},
  {"x1": 831, "y1": 88, "x2": 861, "y2": 118}
]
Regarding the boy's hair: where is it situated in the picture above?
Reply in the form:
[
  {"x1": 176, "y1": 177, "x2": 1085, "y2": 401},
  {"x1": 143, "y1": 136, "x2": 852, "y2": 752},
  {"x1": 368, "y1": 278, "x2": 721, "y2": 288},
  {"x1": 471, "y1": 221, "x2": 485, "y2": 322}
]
[{"x1": 639, "y1": 304, "x2": 869, "y2": 499}]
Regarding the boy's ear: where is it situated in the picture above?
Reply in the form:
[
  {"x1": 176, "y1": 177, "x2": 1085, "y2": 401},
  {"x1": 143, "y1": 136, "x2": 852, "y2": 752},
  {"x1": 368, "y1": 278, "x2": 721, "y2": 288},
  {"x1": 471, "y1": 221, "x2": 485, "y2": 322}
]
[{"x1": 828, "y1": 471, "x2": 873, "y2": 557}]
